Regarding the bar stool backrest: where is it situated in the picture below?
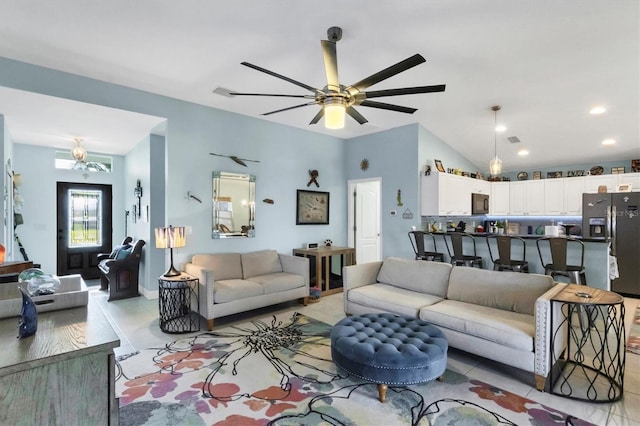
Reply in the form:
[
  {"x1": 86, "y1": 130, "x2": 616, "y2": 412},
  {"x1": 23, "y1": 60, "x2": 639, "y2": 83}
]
[
  {"x1": 445, "y1": 233, "x2": 477, "y2": 258},
  {"x1": 487, "y1": 235, "x2": 526, "y2": 263},
  {"x1": 536, "y1": 237, "x2": 585, "y2": 270},
  {"x1": 408, "y1": 231, "x2": 426, "y2": 259}
]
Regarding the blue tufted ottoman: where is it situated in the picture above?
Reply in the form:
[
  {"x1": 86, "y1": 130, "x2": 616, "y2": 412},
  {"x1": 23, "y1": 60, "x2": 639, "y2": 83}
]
[{"x1": 331, "y1": 313, "x2": 448, "y2": 402}]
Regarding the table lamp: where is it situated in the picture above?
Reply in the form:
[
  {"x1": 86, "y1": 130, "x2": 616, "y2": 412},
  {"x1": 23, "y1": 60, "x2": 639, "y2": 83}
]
[{"x1": 155, "y1": 225, "x2": 186, "y2": 277}]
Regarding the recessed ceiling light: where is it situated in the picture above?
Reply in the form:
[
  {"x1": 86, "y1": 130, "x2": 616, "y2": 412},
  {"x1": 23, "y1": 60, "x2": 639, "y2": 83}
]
[
  {"x1": 602, "y1": 138, "x2": 616, "y2": 145},
  {"x1": 495, "y1": 125, "x2": 507, "y2": 132},
  {"x1": 590, "y1": 106, "x2": 607, "y2": 115},
  {"x1": 518, "y1": 149, "x2": 529, "y2": 156}
]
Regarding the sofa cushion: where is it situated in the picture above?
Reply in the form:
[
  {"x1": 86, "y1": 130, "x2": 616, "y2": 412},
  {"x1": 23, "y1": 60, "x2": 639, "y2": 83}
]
[
  {"x1": 115, "y1": 247, "x2": 132, "y2": 260},
  {"x1": 447, "y1": 267, "x2": 553, "y2": 316},
  {"x1": 247, "y1": 272, "x2": 305, "y2": 294},
  {"x1": 348, "y1": 283, "x2": 445, "y2": 318},
  {"x1": 241, "y1": 250, "x2": 283, "y2": 279},
  {"x1": 192, "y1": 253, "x2": 242, "y2": 281},
  {"x1": 214, "y1": 279, "x2": 264, "y2": 303},
  {"x1": 419, "y1": 300, "x2": 535, "y2": 352},
  {"x1": 376, "y1": 257, "x2": 451, "y2": 297}
]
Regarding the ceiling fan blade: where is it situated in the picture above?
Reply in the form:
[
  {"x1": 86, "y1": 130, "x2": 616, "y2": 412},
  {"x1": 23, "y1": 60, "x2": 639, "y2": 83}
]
[
  {"x1": 321, "y1": 40, "x2": 340, "y2": 92},
  {"x1": 346, "y1": 107, "x2": 368, "y2": 125},
  {"x1": 261, "y1": 101, "x2": 318, "y2": 116},
  {"x1": 309, "y1": 109, "x2": 324, "y2": 125},
  {"x1": 359, "y1": 100, "x2": 417, "y2": 114},
  {"x1": 349, "y1": 54, "x2": 426, "y2": 93},
  {"x1": 364, "y1": 85, "x2": 446, "y2": 99},
  {"x1": 241, "y1": 62, "x2": 321, "y2": 94},
  {"x1": 228, "y1": 92, "x2": 315, "y2": 99}
]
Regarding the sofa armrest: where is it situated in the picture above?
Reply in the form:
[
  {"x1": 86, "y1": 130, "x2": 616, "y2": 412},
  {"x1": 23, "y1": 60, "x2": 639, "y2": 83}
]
[
  {"x1": 185, "y1": 263, "x2": 215, "y2": 319},
  {"x1": 342, "y1": 261, "x2": 383, "y2": 313},
  {"x1": 534, "y1": 282, "x2": 568, "y2": 388},
  {"x1": 279, "y1": 254, "x2": 310, "y2": 287}
]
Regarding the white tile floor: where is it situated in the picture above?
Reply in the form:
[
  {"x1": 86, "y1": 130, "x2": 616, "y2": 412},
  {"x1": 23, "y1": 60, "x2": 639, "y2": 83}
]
[{"x1": 90, "y1": 283, "x2": 640, "y2": 425}]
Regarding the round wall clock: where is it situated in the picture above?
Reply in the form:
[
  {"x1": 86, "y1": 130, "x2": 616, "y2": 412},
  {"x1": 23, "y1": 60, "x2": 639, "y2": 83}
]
[
  {"x1": 360, "y1": 158, "x2": 369, "y2": 171},
  {"x1": 590, "y1": 165, "x2": 604, "y2": 175},
  {"x1": 517, "y1": 171, "x2": 528, "y2": 180}
]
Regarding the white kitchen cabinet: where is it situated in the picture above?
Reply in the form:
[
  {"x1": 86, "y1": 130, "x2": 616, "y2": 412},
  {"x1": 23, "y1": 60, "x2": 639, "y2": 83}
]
[
  {"x1": 617, "y1": 172, "x2": 640, "y2": 191},
  {"x1": 421, "y1": 172, "x2": 472, "y2": 216},
  {"x1": 584, "y1": 174, "x2": 618, "y2": 193},
  {"x1": 490, "y1": 182, "x2": 510, "y2": 215},
  {"x1": 509, "y1": 180, "x2": 545, "y2": 215},
  {"x1": 544, "y1": 177, "x2": 584, "y2": 216}
]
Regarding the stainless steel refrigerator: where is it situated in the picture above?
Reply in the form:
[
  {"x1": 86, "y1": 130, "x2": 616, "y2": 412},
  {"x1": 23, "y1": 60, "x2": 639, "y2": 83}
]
[{"x1": 583, "y1": 192, "x2": 640, "y2": 296}]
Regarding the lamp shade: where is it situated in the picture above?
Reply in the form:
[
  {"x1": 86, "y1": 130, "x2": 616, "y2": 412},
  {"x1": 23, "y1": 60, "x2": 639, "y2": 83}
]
[
  {"x1": 155, "y1": 226, "x2": 186, "y2": 249},
  {"x1": 324, "y1": 97, "x2": 346, "y2": 129},
  {"x1": 489, "y1": 157, "x2": 503, "y2": 176}
]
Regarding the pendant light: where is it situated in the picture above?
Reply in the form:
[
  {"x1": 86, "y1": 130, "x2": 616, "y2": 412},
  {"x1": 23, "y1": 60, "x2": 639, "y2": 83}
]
[
  {"x1": 489, "y1": 105, "x2": 502, "y2": 176},
  {"x1": 71, "y1": 138, "x2": 87, "y2": 162}
]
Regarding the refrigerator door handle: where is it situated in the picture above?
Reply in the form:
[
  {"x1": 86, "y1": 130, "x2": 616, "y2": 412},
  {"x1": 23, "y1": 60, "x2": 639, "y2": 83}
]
[{"x1": 610, "y1": 205, "x2": 617, "y2": 255}]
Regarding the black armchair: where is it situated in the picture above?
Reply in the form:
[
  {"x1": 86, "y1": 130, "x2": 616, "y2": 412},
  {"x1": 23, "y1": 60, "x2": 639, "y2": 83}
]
[{"x1": 98, "y1": 239, "x2": 145, "y2": 301}]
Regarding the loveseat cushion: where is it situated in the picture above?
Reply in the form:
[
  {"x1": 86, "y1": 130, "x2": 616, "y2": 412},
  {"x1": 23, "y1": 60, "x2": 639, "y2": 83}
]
[
  {"x1": 348, "y1": 283, "x2": 445, "y2": 318},
  {"x1": 247, "y1": 272, "x2": 305, "y2": 294},
  {"x1": 241, "y1": 250, "x2": 283, "y2": 279},
  {"x1": 419, "y1": 300, "x2": 535, "y2": 351},
  {"x1": 192, "y1": 253, "x2": 242, "y2": 281},
  {"x1": 214, "y1": 279, "x2": 263, "y2": 303},
  {"x1": 447, "y1": 267, "x2": 553, "y2": 316},
  {"x1": 376, "y1": 257, "x2": 451, "y2": 297}
]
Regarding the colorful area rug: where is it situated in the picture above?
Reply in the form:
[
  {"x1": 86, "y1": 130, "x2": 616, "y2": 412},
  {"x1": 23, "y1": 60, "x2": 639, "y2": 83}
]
[
  {"x1": 628, "y1": 306, "x2": 640, "y2": 355},
  {"x1": 116, "y1": 312, "x2": 595, "y2": 426}
]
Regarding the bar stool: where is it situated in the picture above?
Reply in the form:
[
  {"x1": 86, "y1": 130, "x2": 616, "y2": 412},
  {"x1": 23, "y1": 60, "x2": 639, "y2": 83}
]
[
  {"x1": 536, "y1": 237, "x2": 587, "y2": 284},
  {"x1": 444, "y1": 233, "x2": 483, "y2": 268},
  {"x1": 486, "y1": 235, "x2": 529, "y2": 273},
  {"x1": 408, "y1": 231, "x2": 445, "y2": 262}
]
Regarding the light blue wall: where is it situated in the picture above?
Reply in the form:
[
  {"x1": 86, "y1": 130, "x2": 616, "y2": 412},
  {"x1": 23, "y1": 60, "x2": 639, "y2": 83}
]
[
  {"x1": 418, "y1": 125, "x2": 481, "y2": 177},
  {"x1": 0, "y1": 57, "x2": 346, "y2": 289},
  {"x1": 12, "y1": 144, "x2": 126, "y2": 273}
]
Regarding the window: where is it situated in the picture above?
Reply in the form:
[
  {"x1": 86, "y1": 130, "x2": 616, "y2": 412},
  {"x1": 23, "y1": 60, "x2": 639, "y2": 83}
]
[
  {"x1": 55, "y1": 151, "x2": 112, "y2": 172},
  {"x1": 68, "y1": 189, "x2": 102, "y2": 247}
]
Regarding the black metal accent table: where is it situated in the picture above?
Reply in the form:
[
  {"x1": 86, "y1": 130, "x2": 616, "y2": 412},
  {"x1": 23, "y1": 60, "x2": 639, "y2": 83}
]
[
  {"x1": 550, "y1": 284, "x2": 625, "y2": 402},
  {"x1": 158, "y1": 274, "x2": 200, "y2": 334}
]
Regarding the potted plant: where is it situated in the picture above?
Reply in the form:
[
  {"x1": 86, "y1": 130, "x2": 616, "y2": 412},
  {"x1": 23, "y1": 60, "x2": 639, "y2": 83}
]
[{"x1": 496, "y1": 221, "x2": 506, "y2": 234}]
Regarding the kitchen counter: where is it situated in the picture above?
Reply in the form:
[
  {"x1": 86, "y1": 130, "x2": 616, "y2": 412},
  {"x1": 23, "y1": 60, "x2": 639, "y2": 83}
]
[{"x1": 426, "y1": 232, "x2": 611, "y2": 290}]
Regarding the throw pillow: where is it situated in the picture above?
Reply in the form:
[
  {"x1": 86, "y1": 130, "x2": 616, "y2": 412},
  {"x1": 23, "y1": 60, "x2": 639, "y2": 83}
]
[
  {"x1": 115, "y1": 247, "x2": 133, "y2": 260},
  {"x1": 110, "y1": 243, "x2": 132, "y2": 258}
]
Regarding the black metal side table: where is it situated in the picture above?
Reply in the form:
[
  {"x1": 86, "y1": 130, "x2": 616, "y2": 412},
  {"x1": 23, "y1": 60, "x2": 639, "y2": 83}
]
[
  {"x1": 549, "y1": 284, "x2": 625, "y2": 402},
  {"x1": 158, "y1": 274, "x2": 200, "y2": 334}
]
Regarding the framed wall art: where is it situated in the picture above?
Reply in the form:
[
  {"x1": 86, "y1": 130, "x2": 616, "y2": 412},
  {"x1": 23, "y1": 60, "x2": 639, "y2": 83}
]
[
  {"x1": 296, "y1": 190, "x2": 329, "y2": 225},
  {"x1": 533, "y1": 171, "x2": 541, "y2": 180},
  {"x1": 632, "y1": 159, "x2": 640, "y2": 172},
  {"x1": 434, "y1": 159, "x2": 445, "y2": 173},
  {"x1": 611, "y1": 166, "x2": 625, "y2": 174}
]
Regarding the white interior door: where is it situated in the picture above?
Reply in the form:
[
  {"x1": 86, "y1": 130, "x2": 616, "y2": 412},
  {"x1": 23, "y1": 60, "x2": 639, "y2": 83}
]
[{"x1": 348, "y1": 178, "x2": 381, "y2": 264}]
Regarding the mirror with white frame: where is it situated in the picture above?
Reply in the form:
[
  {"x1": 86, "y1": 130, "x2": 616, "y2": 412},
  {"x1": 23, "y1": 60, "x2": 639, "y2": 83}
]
[{"x1": 212, "y1": 171, "x2": 256, "y2": 238}]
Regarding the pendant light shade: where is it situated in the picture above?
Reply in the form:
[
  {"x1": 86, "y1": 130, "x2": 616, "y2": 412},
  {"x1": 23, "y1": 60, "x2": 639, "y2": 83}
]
[
  {"x1": 71, "y1": 138, "x2": 87, "y2": 162},
  {"x1": 490, "y1": 106, "x2": 502, "y2": 176}
]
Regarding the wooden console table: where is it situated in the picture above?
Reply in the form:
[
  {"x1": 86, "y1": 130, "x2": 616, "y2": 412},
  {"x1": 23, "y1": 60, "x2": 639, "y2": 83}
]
[
  {"x1": 0, "y1": 297, "x2": 120, "y2": 424},
  {"x1": 293, "y1": 246, "x2": 355, "y2": 295}
]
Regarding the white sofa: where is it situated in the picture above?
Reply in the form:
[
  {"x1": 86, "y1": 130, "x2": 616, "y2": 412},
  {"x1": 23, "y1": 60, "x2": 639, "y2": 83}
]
[
  {"x1": 343, "y1": 257, "x2": 567, "y2": 391},
  {"x1": 184, "y1": 250, "x2": 309, "y2": 330}
]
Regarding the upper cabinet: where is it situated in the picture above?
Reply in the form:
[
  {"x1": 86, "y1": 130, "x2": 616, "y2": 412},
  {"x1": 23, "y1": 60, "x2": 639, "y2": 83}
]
[
  {"x1": 509, "y1": 180, "x2": 545, "y2": 215},
  {"x1": 584, "y1": 174, "x2": 618, "y2": 193},
  {"x1": 616, "y1": 172, "x2": 640, "y2": 191},
  {"x1": 490, "y1": 182, "x2": 510, "y2": 215},
  {"x1": 421, "y1": 173, "x2": 476, "y2": 216},
  {"x1": 544, "y1": 177, "x2": 584, "y2": 216}
]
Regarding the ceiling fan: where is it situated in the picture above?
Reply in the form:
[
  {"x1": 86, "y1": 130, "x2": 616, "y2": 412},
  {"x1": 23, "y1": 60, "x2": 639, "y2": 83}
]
[{"x1": 227, "y1": 26, "x2": 446, "y2": 129}]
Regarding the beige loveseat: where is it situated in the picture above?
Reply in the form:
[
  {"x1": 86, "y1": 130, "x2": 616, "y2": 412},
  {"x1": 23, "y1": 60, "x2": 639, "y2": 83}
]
[
  {"x1": 343, "y1": 257, "x2": 567, "y2": 391},
  {"x1": 184, "y1": 250, "x2": 309, "y2": 330}
]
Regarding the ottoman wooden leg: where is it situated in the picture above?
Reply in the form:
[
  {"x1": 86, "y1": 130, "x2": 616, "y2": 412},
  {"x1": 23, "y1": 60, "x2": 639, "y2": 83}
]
[
  {"x1": 377, "y1": 384, "x2": 387, "y2": 403},
  {"x1": 437, "y1": 374, "x2": 444, "y2": 382}
]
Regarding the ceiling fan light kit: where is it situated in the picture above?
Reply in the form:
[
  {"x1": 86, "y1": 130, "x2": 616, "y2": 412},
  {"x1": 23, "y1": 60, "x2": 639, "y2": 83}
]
[
  {"x1": 71, "y1": 138, "x2": 87, "y2": 162},
  {"x1": 227, "y1": 26, "x2": 445, "y2": 130}
]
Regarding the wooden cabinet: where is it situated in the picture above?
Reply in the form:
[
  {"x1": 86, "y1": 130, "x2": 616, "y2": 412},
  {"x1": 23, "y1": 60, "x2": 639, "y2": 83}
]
[
  {"x1": 617, "y1": 172, "x2": 640, "y2": 190},
  {"x1": 490, "y1": 182, "x2": 510, "y2": 215},
  {"x1": 0, "y1": 298, "x2": 120, "y2": 425},
  {"x1": 509, "y1": 180, "x2": 545, "y2": 215},
  {"x1": 544, "y1": 177, "x2": 585, "y2": 216}
]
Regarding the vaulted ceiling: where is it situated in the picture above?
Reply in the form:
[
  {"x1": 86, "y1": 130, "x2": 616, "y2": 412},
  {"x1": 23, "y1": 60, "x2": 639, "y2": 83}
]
[{"x1": 0, "y1": 0, "x2": 638, "y2": 171}]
